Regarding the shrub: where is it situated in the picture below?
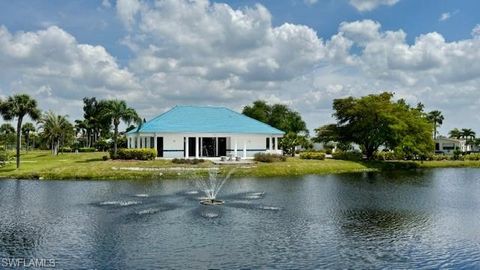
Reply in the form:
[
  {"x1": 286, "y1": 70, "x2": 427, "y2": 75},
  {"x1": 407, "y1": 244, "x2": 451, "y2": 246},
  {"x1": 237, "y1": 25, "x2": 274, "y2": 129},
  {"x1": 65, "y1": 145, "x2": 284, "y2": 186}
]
[
  {"x1": 59, "y1": 147, "x2": 73, "y2": 153},
  {"x1": 374, "y1": 151, "x2": 399, "y2": 161},
  {"x1": 300, "y1": 151, "x2": 326, "y2": 160},
  {"x1": 102, "y1": 155, "x2": 110, "y2": 161},
  {"x1": 431, "y1": 154, "x2": 448, "y2": 161},
  {"x1": 0, "y1": 150, "x2": 12, "y2": 166},
  {"x1": 452, "y1": 149, "x2": 463, "y2": 160},
  {"x1": 172, "y1": 158, "x2": 205, "y2": 164},
  {"x1": 325, "y1": 149, "x2": 332, "y2": 155},
  {"x1": 254, "y1": 153, "x2": 286, "y2": 163},
  {"x1": 464, "y1": 153, "x2": 480, "y2": 161},
  {"x1": 111, "y1": 148, "x2": 157, "y2": 160},
  {"x1": 78, "y1": 147, "x2": 96, "y2": 152},
  {"x1": 332, "y1": 150, "x2": 363, "y2": 161}
]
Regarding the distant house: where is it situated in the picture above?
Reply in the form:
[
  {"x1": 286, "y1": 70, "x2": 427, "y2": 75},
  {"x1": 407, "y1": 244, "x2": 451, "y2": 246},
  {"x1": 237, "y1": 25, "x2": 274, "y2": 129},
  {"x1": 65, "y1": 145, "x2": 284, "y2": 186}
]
[
  {"x1": 126, "y1": 105, "x2": 284, "y2": 159},
  {"x1": 435, "y1": 136, "x2": 465, "y2": 154}
]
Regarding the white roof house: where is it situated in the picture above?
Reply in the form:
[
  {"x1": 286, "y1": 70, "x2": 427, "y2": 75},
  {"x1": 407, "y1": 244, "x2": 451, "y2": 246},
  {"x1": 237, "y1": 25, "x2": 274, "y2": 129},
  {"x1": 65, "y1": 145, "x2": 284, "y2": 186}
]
[
  {"x1": 126, "y1": 105, "x2": 284, "y2": 159},
  {"x1": 435, "y1": 136, "x2": 466, "y2": 154}
]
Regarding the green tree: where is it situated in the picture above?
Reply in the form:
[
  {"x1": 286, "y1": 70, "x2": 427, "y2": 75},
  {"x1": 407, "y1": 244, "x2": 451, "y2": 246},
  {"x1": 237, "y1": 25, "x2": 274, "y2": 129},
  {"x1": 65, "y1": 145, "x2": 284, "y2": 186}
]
[
  {"x1": 21, "y1": 122, "x2": 36, "y2": 152},
  {"x1": 82, "y1": 97, "x2": 111, "y2": 147},
  {"x1": 316, "y1": 92, "x2": 433, "y2": 160},
  {"x1": 243, "y1": 100, "x2": 308, "y2": 155},
  {"x1": 448, "y1": 128, "x2": 462, "y2": 139},
  {"x1": 0, "y1": 94, "x2": 41, "y2": 168},
  {"x1": 280, "y1": 132, "x2": 311, "y2": 157},
  {"x1": 39, "y1": 111, "x2": 73, "y2": 155},
  {"x1": 0, "y1": 123, "x2": 15, "y2": 150},
  {"x1": 102, "y1": 100, "x2": 140, "y2": 157},
  {"x1": 427, "y1": 110, "x2": 444, "y2": 139},
  {"x1": 461, "y1": 128, "x2": 475, "y2": 140}
]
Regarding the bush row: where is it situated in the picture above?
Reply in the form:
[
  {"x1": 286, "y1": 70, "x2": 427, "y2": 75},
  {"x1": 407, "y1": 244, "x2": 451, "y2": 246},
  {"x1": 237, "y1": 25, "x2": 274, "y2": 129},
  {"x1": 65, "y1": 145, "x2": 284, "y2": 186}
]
[
  {"x1": 172, "y1": 158, "x2": 205, "y2": 164},
  {"x1": 254, "y1": 153, "x2": 286, "y2": 163},
  {"x1": 332, "y1": 150, "x2": 363, "y2": 161},
  {"x1": 110, "y1": 148, "x2": 157, "y2": 160},
  {"x1": 299, "y1": 151, "x2": 326, "y2": 160}
]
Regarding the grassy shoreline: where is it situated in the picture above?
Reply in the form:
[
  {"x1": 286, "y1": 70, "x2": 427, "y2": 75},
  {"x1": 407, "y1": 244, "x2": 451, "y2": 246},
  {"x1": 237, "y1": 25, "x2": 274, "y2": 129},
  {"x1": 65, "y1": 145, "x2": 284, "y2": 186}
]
[{"x1": 1, "y1": 151, "x2": 480, "y2": 180}]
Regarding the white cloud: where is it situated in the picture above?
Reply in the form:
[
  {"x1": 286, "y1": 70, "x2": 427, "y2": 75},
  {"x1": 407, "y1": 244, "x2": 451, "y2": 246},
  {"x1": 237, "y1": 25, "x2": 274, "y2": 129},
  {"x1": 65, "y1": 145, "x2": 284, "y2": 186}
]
[
  {"x1": 472, "y1": 24, "x2": 480, "y2": 39},
  {"x1": 349, "y1": 0, "x2": 399, "y2": 12},
  {"x1": 439, "y1": 12, "x2": 451, "y2": 21},
  {"x1": 0, "y1": 25, "x2": 141, "y2": 118},
  {"x1": 439, "y1": 10, "x2": 458, "y2": 22}
]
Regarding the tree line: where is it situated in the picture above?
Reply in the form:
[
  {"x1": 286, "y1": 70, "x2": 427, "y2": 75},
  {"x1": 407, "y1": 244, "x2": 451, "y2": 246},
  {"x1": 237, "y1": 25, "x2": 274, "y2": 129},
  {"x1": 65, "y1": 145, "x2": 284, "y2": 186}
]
[{"x1": 0, "y1": 94, "x2": 140, "y2": 168}]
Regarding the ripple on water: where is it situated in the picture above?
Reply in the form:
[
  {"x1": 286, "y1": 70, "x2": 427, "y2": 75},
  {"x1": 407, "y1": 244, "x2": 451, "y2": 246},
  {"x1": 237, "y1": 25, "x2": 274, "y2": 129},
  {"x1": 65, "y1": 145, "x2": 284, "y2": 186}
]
[
  {"x1": 133, "y1": 194, "x2": 149, "y2": 198},
  {"x1": 98, "y1": 200, "x2": 141, "y2": 207}
]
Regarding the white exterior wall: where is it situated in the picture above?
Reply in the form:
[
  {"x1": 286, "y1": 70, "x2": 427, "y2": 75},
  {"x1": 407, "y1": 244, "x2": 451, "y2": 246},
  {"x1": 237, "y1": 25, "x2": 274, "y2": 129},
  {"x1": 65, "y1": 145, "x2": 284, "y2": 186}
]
[{"x1": 127, "y1": 132, "x2": 283, "y2": 159}]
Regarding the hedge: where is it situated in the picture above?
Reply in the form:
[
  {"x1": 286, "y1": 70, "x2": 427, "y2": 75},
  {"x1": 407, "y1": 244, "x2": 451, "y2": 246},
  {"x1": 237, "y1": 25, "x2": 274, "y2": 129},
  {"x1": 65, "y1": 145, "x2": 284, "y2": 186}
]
[
  {"x1": 110, "y1": 148, "x2": 157, "y2": 160},
  {"x1": 172, "y1": 158, "x2": 205, "y2": 164},
  {"x1": 464, "y1": 153, "x2": 480, "y2": 161},
  {"x1": 299, "y1": 151, "x2": 326, "y2": 160},
  {"x1": 332, "y1": 150, "x2": 363, "y2": 161},
  {"x1": 254, "y1": 153, "x2": 286, "y2": 163}
]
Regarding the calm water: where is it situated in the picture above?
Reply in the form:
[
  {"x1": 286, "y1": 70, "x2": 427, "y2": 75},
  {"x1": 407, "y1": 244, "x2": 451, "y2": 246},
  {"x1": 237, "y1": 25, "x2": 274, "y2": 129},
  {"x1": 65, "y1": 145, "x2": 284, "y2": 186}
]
[{"x1": 0, "y1": 169, "x2": 480, "y2": 269}]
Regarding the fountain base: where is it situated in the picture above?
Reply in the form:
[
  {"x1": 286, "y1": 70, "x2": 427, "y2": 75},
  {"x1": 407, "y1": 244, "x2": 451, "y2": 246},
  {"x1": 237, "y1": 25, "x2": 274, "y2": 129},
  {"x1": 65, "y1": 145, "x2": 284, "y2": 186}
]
[{"x1": 200, "y1": 199, "x2": 224, "y2": 206}]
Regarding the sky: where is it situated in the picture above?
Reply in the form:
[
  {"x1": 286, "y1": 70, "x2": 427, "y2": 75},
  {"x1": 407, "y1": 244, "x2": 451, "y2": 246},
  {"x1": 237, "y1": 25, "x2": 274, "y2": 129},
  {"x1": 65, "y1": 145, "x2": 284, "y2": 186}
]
[{"x1": 0, "y1": 0, "x2": 479, "y2": 135}]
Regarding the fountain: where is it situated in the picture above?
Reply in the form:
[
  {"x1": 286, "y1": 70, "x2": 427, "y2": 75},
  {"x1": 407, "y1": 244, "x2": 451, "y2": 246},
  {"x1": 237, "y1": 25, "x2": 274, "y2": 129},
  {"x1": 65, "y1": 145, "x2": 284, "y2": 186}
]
[{"x1": 196, "y1": 168, "x2": 234, "y2": 205}]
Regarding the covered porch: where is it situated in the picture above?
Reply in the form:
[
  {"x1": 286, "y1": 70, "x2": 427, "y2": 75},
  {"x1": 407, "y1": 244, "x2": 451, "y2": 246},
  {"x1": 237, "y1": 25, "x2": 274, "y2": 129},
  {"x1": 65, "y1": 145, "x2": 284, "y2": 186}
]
[{"x1": 127, "y1": 133, "x2": 282, "y2": 159}]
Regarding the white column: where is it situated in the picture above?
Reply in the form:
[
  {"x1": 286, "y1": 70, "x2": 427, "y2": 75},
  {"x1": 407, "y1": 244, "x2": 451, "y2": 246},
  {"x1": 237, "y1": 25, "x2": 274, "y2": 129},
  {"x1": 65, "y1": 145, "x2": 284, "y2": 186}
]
[
  {"x1": 127, "y1": 137, "x2": 130, "y2": 148},
  {"x1": 243, "y1": 140, "x2": 247, "y2": 159},
  {"x1": 274, "y1": 137, "x2": 278, "y2": 151},
  {"x1": 234, "y1": 137, "x2": 238, "y2": 157},
  {"x1": 185, "y1": 137, "x2": 189, "y2": 158},
  {"x1": 269, "y1": 137, "x2": 273, "y2": 150},
  {"x1": 154, "y1": 133, "x2": 157, "y2": 150},
  {"x1": 215, "y1": 137, "x2": 219, "y2": 157},
  {"x1": 136, "y1": 136, "x2": 140, "y2": 149},
  {"x1": 195, "y1": 137, "x2": 199, "y2": 158}
]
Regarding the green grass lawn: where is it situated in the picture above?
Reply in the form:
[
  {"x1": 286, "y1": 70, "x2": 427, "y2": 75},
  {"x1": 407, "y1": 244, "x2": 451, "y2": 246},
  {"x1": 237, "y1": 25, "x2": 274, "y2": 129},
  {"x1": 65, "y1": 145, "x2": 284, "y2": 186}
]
[{"x1": 1, "y1": 150, "x2": 480, "y2": 180}]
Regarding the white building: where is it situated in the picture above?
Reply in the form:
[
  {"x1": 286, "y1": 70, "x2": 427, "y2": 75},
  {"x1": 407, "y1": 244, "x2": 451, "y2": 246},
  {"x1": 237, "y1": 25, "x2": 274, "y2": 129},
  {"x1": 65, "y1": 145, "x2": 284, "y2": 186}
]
[
  {"x1": 126, "y1": 105, "x2": 284, "y2": 159},
  {"x1": 435, "y1": 136, "x2": 466, "y2": 154}
]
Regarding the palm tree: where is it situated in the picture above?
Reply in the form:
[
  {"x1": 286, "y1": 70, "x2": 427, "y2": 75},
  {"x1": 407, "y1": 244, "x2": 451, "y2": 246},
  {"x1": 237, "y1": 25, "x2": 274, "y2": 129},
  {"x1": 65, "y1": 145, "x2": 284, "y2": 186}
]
[
  {"x1": 449, "y1": 128, "x2": 462, "y2": 139},
  {"x1": 0, "y1": 123, "x2": 15, "y2": 150},
  {"x1": 0, "y1": 94, "x2": 41, "y2": 168},
  {"x1": 427, "y1": 110, "x2": 444, "y2": 139},
  {"x1": 21, "y1": 122, "x2": 36, "y2": 152},
  {"x1": 461, "y1": 128, "x2": 476, "y2": 140},
  {"x1": 102, "y1": 100, "x2": 140, "y2": 157},
  {"x1": 39, "y1": 111, "x2": 72, "y2": 155}
]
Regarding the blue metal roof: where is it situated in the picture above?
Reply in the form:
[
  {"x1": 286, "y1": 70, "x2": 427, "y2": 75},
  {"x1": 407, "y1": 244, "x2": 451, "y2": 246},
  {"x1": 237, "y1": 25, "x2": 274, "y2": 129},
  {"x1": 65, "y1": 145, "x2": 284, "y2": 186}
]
[{"x1": 129, "y1": 105, "x2": 284, "y2": 135}]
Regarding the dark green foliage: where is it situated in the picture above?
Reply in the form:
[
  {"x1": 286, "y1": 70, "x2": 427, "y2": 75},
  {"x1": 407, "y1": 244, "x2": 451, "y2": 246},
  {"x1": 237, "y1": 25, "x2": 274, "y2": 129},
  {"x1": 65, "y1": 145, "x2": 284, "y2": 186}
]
[
  {"x1": 102, "y1": 155, "x2": 110, "y2": 161},
  {"x1": 299, "y1": 151, "x2": 326, "y2": 160},
  {"x1": 332, "y1": 150, "x2": 363, "y2": 161},
  {"x1": 171, "y1": 158, "x2": 205, "y2": 164},
  {"x1": 254, "y1": 153, "x2": 287, "y2": 163},
  {"x1": 280, "y1": 132, "x2": 311, "y2": 157},
  {"x1": 110, "y1": 148, "x2": 156, "y2": 160},
  {"x1": 315, "y1": 92, "x2": 434, "y2": 160},
  {"x1": 374, "y1": 151, "x2": 400, "y2": 161},
  {"x1": 0, "y1": 94, "x2": 41, "y2": 168},
  {"x1": 242, "y1": 100, "x2": 307, "y2": 134}
]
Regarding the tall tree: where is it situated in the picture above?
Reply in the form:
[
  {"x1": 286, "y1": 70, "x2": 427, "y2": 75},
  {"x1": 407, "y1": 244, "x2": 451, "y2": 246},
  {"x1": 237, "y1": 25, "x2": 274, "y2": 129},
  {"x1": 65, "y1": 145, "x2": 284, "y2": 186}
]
[
  {"x1": 316, "y1": 92, "x2": 433, "y2": 159},
  {"x1": 461, "y1": 128, "x2": 476, "y2": 140},
  {"x1": 449, "y1": 128, "x2": 462, "y2": 139},
  {"x1": 21, "y1": 122, "x2": 36, "y2": 152},
  {"x1": 0, "y1": 123, "x2": 15, "y2": 150},
  {"x1": 39, "y1": 111, "x2": 73, "y2": 155},
  {"x1": 427, "y1": 110, "x2": 444, "y2": 139},
  {"x1": 0, "y1": 94, "x2": 41, "y2": 168},
  {"x1": 102, "y1": 100, "x2": 140, "y2": 157},
  {"x1": 242, "y1": 100, "x2": 271, "y2": 123}
]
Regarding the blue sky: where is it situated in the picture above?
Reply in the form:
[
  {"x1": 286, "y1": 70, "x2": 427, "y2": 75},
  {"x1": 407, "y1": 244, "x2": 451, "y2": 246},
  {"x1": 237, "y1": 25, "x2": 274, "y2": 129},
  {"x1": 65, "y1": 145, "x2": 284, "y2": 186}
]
[{"x1": 0, "y1": 0, "x2": 479, "y2": 134}]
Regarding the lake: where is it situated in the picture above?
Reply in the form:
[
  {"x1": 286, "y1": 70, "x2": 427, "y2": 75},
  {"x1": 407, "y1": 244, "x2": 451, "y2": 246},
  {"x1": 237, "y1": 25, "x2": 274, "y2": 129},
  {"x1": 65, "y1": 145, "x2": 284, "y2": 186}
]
[{"x1": 0, "y1": 168, "x2": 479, "y2": 269}]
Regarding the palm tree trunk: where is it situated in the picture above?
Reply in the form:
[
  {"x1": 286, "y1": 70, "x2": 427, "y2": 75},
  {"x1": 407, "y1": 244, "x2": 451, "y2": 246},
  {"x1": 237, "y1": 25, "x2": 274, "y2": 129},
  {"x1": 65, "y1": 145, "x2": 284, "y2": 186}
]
[
  {"x1": 113, "y1": 123, "x2": 119, "y2": 157},
  {"x1": 15, "y1": 117, "x2": 23, "y2": 169}
]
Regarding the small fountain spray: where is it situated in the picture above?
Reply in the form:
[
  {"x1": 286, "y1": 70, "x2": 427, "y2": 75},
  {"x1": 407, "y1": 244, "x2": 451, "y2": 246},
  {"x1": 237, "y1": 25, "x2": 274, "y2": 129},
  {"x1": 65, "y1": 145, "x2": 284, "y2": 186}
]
[{"x1": 197, "y1": 168, "x2": 235, "y2": 205}]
